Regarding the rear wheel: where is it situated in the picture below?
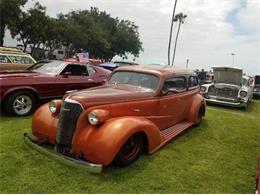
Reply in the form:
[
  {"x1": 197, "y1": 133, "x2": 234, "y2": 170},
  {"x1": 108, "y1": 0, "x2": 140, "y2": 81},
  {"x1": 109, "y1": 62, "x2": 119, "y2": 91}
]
[
  {"x1": 194, "y1": 106, "x2": 204, "y2": 126},
  {"x1": 5, "y1": 91, "x2": 36, "y2": 116},
  {"x1": 115, "y1": 133, "x2": 144, "y2": 167}
]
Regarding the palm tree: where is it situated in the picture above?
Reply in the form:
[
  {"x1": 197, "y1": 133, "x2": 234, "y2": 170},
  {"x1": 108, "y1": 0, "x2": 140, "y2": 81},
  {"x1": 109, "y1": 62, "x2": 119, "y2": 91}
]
[
  {"x1": 171, "y1": 13, "x2": 187, "y2": 66},
  {"x1": 167, "y1": 0, "x2": 178, "y2": 65}
]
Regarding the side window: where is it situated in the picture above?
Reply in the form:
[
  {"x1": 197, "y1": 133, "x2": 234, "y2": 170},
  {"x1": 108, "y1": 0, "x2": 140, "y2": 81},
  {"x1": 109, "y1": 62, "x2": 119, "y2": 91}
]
[
  {"x1": 61, "y1": 64, "x2": 88, "y2": 76},
  {"x1": 162, "y1": 77, "x2": 186, "y2": 93},
  {"x1": 87, "y1": 65, "x2": 96, "y2": 76},
  {"x1": 8, "y1": 56, "x2": 34, "y2": 64},
  {"x1": 0, "y1": 55, "x2": 11, "y2": 63},
  {"x1": 188, "y1": 76, "x2": 199, "y2": 89}
]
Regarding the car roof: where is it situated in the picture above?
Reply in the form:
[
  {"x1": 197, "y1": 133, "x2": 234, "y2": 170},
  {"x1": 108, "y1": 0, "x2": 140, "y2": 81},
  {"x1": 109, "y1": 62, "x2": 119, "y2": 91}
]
[
  {"x1": 212, "y1": 66, "x2": 243, "y2": 71},
  {"x1": 115, "y1": 65, "x2": 196, "y2": 77},
  {"x1": 0, "y1": 52, "x2": 32, "y2": 56}
]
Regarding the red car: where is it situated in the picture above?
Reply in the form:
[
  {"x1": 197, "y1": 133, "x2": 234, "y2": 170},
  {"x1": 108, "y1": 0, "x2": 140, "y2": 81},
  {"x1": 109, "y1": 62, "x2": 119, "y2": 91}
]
[{"x1": 0, "y1": 60, "x2": 110, "y2": 116}]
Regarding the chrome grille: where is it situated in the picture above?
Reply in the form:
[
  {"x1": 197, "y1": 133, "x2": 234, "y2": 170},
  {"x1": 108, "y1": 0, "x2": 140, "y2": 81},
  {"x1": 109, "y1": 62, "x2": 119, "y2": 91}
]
[
  {"x1": 56, "y1": 100, "x2": 83, "y2": 154},
  {"x1": 208, "y1": 86, "x2": 239, "y2": 99}
]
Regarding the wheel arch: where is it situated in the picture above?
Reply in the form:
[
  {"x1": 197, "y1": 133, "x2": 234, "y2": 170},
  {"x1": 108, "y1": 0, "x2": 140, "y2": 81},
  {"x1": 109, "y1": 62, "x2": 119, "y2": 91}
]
[
  {"x1": 72, "y1": 116, "x2": 162, "y2": 165},
  {"x1": 2, "y1": 87, "x2": 39, "y2": 104},
  {"x1": 187, "y1": 94, "x2": 206, "y2": 123}
]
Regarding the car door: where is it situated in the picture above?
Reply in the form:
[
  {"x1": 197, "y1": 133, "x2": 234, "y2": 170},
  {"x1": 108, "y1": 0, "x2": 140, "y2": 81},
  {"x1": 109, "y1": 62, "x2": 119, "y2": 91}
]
[
  {"x1": 55, "y1": 64, "x2": 99, "y2": 95},
  {"x1": 157, "y1": 76, "x2": 190, "y2": 130}
]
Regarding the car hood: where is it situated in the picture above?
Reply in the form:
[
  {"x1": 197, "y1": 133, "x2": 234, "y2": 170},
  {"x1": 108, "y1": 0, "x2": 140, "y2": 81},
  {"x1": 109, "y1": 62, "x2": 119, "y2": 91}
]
[
  {"x1": 213, "y1": 67, "x2": 242, "y2": 86},
  {"x1": 0, "y1": 71, "x2": 40, "y2": 78},
  {"x1": 68, "y1": 84, "x2": 155, "y2": 106}
]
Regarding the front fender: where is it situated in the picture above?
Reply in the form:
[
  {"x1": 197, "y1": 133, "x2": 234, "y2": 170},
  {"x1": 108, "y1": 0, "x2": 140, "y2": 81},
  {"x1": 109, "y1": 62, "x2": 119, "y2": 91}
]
[
  {"x1": 32, "y1": 103, "x2": 58, "y2": 144},
  {"x1": 72, "y1": 115, "x2": 162, "y2": 165}
]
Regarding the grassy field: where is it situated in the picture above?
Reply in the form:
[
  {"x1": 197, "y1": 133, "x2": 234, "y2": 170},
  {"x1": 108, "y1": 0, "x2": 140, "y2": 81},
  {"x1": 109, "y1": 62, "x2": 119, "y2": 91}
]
[{"x1": 0, "y1": 100, "x2": 259, "y2": 193}]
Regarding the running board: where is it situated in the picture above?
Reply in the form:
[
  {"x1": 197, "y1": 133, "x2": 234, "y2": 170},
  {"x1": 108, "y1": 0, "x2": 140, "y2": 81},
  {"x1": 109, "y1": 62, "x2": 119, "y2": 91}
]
[{"x1": 150, "y1": 121, "x2": 193, "y2": 154}]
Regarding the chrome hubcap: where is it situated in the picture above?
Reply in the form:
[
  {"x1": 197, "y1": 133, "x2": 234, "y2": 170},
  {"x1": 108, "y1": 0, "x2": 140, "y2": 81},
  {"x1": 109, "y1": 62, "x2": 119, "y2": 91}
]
[{"x1": 13, "y1": 95, "x2": 32, "y2": 115}]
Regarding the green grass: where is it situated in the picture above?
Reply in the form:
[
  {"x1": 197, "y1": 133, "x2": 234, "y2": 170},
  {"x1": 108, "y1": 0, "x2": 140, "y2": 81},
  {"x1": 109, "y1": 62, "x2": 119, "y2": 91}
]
[{"x1": 0, "y1": 100, "x2": 260, "y2": 193}]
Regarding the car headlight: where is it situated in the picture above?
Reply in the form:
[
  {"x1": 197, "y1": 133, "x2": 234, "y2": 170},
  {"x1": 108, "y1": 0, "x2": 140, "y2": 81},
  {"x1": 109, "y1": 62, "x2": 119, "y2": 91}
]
[
  {"x1": 239, "y1": 91, "x2": 247, "y2": 97},
  {"x1": 49, "y1": 100, "x2": 61, "y2": 114},
  {"x1": 88, "y1": 109, "x2": 110, "y2": 126},
  {"x1": 88, "y1": 111, "x2": 99, "y2": 125},
  {"x1": 200, "y1": 86, "x2": 207, "y2": 93}
]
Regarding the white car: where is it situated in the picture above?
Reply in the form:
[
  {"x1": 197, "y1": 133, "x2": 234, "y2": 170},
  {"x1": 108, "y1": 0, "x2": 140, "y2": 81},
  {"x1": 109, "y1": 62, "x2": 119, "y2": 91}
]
[{"x1": 200, "y1": 66, "x2": 253, "y2": 108}]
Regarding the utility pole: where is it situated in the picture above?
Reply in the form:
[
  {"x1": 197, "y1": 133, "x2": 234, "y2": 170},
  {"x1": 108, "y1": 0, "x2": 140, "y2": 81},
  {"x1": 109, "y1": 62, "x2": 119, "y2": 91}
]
[
  {"x1": 231, "y1": 53, "x2": 235, "y2": 66},
  {"x1": 186, "y1": 59, "x2": 189, "y2": 69},
  {"x1": 167, "y1": 0, "x2": 178, "y2": 65}
]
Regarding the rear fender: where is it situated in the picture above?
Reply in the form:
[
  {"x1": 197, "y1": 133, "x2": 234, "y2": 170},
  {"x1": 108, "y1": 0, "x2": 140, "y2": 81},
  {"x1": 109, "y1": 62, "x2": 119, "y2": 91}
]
[
  {"x1": 72, "y1": 115, "x2": 162, "y2": 165},
  {"x1": 186, "y1": 94, "x2": 206, "y2": 123}
]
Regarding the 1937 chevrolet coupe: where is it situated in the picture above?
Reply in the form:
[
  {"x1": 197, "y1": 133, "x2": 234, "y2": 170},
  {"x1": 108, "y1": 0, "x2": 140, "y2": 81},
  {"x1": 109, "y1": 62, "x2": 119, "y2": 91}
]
[{"x1": 24, "y1": 65, "x2": 206, "y2": 173}]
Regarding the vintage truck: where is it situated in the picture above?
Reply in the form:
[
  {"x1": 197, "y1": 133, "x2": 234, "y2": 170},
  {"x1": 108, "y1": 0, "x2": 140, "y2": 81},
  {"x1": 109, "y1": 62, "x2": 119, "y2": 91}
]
[{"x1": 24, "y1": 65, "x2": 206, "y2": 173}]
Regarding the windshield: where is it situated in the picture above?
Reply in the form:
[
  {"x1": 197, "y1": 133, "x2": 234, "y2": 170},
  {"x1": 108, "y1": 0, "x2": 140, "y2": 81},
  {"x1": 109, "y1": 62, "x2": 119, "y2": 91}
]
[
  {"x1": 241, "y1": 78, "x2": 248, "y2": 86},
  {"x1": 109, "y1": 71, "x2": 159, "y2": 90},
  {"x1": 27, "y1": 61, "x2": 65, "y2": 75}
]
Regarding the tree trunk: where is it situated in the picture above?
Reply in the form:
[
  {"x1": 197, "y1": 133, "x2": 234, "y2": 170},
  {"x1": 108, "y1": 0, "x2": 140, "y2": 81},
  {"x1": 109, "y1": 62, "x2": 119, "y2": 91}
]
[
  {"x1": 167, "y1": 0, "x2": 178, "y2": 65},
  {"x1": 0, "y1": 25, "x2": 6, "y2": 46},
  {"x1": 171, "y1": 21, "x2": 181, "y2": 66}
]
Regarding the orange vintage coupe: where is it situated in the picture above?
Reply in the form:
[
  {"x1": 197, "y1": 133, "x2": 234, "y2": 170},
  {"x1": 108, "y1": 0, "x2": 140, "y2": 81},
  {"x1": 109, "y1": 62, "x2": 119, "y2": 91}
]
[{"x1": 24, "y1": 65, "x2": 206, "y2": 173}]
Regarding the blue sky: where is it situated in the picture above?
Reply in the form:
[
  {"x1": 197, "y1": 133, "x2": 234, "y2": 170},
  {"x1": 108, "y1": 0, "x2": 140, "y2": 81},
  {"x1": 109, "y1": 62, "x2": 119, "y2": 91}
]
[{"x1": 4, "y1": 0, "x2": 260, "y2": 75}]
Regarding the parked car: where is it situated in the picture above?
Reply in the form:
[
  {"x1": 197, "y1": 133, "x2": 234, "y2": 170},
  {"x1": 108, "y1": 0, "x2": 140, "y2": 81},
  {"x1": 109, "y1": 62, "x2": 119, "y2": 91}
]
[
  {"x1": 98, "y1": 61, "x2": 138, "y2": 71},
  {"x1": 204, "y1": 73, "x2": 214, "y2": 84},
  {"x1": 98, "y1": 62, "x2": 118, "y2": 71},
  {"x1": 200, "y1": 66, "x2": 253, "y2": 108},
  {"x1": 0, "y1": 47, "x2": 36, "y2": 71},
  {"x1": 253, "y1": 75, "x2": 260, "y2": 99},
  {"x1": 63, "y1": 57, "x2": 102, "y2": 66},
  {"x1": 0, "y1": 60, "x2": 110, "y2": 116},
  {"x1": 24, "y1": 65, "x2": 206, "y2": 173}
]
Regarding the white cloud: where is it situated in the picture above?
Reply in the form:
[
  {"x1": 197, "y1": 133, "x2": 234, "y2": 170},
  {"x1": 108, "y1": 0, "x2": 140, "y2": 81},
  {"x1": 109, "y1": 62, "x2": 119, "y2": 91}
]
[{"x1": 4, "y1": 0, "x2": 260, "y2": 75}]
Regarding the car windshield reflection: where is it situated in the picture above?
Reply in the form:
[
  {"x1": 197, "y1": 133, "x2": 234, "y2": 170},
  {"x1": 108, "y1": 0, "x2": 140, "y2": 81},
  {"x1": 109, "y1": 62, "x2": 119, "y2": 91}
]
[
  {"x1": 27, "y1": 61, "x2": 65, "y2": 75},
  {"x1": 109, "y1": 71, "x2": 159, "y2": 90}
]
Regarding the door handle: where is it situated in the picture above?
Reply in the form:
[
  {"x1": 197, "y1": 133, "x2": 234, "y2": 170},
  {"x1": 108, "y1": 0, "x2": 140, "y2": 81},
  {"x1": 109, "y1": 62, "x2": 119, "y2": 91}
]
[{"x1": 88, "y1": 79, "x2": 94, "y2": 82}]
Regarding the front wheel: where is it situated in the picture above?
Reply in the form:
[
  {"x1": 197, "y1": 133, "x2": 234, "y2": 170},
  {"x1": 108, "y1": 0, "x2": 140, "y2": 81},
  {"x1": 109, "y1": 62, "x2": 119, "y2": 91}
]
[
  {"x1": 115, "y1": 133, "x2": 144, "y2": 167},
  {"x1": 5, "y1": 91, "x2": 36, "y2": 116}
]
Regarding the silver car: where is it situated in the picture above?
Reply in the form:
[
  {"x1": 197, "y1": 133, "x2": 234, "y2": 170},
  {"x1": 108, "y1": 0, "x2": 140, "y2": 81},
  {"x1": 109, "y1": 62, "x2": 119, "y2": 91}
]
[{"x1": 200, "y1": 66, "x2": 253, "y2": 108}]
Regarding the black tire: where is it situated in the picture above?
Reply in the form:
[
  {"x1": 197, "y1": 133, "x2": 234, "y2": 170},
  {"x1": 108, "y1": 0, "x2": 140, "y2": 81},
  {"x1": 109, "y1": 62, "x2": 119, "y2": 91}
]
[
  {"x1": 115, "y1": 133, "x2": 144, "y2": 167},
  {"x1": 4, "y1": 91, "x2": 36, "y2": 116},
  {"x1": 194, "y1": 106, "x2": 203, "y2": 126}
]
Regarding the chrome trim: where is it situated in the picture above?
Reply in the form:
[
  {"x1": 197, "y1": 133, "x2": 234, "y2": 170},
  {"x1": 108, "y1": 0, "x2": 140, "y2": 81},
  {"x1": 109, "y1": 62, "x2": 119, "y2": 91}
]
[
  {"x1": 205, "y1": 98, "x2": 247, "y2": 107},
  {"x1": 23, "y1": 133, "x2": 102, "y2": 173},
  {"x1": 64, "y1": 98, "x2": 84, "y2": 110}
]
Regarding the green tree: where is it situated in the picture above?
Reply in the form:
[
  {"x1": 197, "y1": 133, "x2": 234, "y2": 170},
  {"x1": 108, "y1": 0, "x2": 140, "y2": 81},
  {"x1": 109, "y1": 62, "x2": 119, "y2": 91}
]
[
  {"x1": 0, "y1": 0, "x2": 27, "y2": 46},
  {"x1": 62, "y1": 7, "x2": 143, "y2": 61},
  {"x1": 9, "y1": 2, "x2": 49, "y2": 52}
]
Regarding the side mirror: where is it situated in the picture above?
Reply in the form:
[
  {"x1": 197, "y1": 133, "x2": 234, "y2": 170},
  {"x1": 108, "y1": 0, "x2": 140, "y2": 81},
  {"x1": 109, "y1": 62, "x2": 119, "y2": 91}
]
[{"x1": 62, "y1": 72, "x2": 72, "y2": 78}]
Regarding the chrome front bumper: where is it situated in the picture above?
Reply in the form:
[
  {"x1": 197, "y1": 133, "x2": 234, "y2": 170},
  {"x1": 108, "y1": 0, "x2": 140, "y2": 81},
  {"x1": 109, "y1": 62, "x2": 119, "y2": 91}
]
[
  {"x1": 23, "y1": 133, "x2": 102, "y2": 173},
  {"x1": 204, "y1": 97, "x2": 247, "y2": 108}
]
